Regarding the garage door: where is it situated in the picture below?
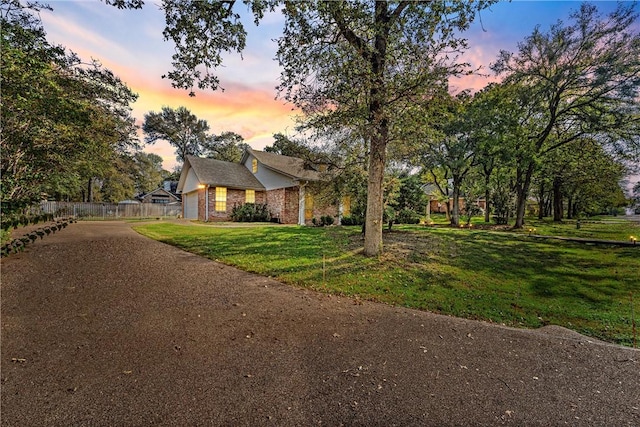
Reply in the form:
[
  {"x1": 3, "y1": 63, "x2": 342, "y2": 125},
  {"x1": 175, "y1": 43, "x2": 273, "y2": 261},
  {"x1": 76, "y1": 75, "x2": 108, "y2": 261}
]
[{"x1": 184, "y1": 192, "x2": 198, "y2": 219}]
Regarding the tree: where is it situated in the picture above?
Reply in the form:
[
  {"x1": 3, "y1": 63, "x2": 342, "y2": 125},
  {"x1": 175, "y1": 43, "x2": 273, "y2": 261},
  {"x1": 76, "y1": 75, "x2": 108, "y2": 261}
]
[
  {"x1": 419, "y1": 92, "x2": 477, "y2": 226},
  {"x1": 110, "y1": 0, "x2": 493, "y2": 256},
  {"x1": 201, "y1": 131, "x2": 248, "y2": 162},
  {"x1": 264, "y1": 133, "x2": 312, "y2": 159},
  {"x1": 100, "y1": 154, "x2": 136, "y2": 203},
  {"x1": 1, "y1": 0, "x2": 138, "y2": 209},
  {"x1": 142, "y1": 106, "x2": 209, "y2": 164},
  {"x1": 276, "y1": 1, "x2": 493, "y2": 255},
  {"x1": 133, "y1": 152, "x2": 165, "y2": 194},
  {"x1": 466, "y1": 83, "x2": 521, "y2": 223},
  {"x1": 538, "y1": 138, "x2": 628, "y2": 219},
  {"x1": 492, "y1": 3, "x2": 640, "y2": 228}
]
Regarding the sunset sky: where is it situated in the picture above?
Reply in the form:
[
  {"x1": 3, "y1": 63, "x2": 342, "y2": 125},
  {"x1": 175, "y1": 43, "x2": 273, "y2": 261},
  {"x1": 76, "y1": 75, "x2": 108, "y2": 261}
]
[{"x1": 39, "y1": 1, "x2": 637, "y2": 178}]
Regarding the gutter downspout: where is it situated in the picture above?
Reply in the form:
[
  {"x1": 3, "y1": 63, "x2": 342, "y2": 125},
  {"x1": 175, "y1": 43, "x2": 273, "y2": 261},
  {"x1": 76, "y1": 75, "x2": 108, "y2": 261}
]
[{"x1": 205, "y1": 185, "x2": 210, "y2": 222}]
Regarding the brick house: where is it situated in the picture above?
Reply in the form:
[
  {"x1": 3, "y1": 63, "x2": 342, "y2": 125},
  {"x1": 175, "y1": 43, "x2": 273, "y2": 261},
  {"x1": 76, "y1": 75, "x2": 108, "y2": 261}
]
[{"x1": 177, "y1": 148, "x2": 345, "y2": 225}]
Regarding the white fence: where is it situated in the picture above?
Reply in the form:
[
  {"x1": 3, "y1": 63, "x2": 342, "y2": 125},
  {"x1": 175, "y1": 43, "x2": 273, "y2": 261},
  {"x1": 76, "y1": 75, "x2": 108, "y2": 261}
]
[{"x1": 39, "y1": 201, "x2": 182, "y2": 219}]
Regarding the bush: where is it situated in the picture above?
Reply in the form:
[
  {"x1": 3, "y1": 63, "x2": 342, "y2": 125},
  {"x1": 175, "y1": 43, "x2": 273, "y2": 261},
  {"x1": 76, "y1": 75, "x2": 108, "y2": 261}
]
[
  {"x1": 396, "y1": 208, "x2": 421, "y2": 224},
  {"x1": 340, "y1": 215, "x2": 364, "y2": 226},
  {"x1": 322, "y1": 215, "x2": 334, "y2": 226},
  {"x1": 230, "y1": 203, "x2": 271, "y2": 222},
  {"x1": 312, "y1": 215, "x2": 335, "y2": 227}
]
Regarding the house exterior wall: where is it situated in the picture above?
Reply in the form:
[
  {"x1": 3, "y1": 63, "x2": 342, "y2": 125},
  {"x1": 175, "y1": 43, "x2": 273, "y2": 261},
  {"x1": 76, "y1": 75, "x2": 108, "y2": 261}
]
[
  {"x1": 265, "y1": 187, "x2": 300, "y2": 224},
  {"x1": 197, "y1": 188, "x2": 206, "y2": 221},
  {"x1": 203, "y1": 187, "x2": 267, "y2": 221},
  {"x1": 182, "y1": 167, "x2": 201, "y2": 194},
  {"x1": 305, "y1": 191, "x2": 340, "y2": 226},
  {"x1": 243, "y1": 154, "x2": 296, "y2": 190}
]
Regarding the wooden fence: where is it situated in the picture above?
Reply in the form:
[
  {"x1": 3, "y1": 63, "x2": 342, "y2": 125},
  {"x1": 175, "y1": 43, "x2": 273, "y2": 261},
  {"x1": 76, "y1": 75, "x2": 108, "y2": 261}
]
[{"x1": 39, "y1": 201, "x2": 182, "y2": 219}]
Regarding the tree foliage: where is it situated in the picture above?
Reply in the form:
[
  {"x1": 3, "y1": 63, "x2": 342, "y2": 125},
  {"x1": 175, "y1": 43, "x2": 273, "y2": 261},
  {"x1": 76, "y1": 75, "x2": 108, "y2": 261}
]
[
  {"x1": 491, "y1": 2, "x2": 640, "y2": 227},
  {"x1": 142, "y1": 106, "x2": 209, "y2": 164},
  {"x1": 264, "y1": 133, "x2": 313, "y2": 159},
  {"x1": 1, "y1": 0, "x2": 138, "y2": 211},
  {"x1": 133, "y1": 152, "x2": 166, "y2": 195},
  {"x1": 202, "y1": 131, "x2": 248, "y2": 162}
]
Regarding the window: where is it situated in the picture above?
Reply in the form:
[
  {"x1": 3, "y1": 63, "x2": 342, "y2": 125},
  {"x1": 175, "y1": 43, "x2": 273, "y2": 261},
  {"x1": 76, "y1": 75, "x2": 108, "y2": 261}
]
[
  {"x1": 252, "y1": 159, "x2": 258, "y2": 173},
  {"x1": 245, "y1": 189, "x2": 255, "y2": 204},
  {"x1": 304, "y1": 193, "x2": 314, "y2": 220},
  {"x1": 215, "y1": 187, "x2": 227, "y2": 212}
]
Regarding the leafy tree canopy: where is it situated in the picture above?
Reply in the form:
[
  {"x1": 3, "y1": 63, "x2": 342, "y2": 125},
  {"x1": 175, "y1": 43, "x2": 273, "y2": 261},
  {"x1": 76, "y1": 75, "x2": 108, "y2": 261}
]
[
  {"x1": 1, "y1": 0, "x2": 138, "y2": 211},
  {"x1": 143, "y1": 106, "x2": 209, "y2": 164}
]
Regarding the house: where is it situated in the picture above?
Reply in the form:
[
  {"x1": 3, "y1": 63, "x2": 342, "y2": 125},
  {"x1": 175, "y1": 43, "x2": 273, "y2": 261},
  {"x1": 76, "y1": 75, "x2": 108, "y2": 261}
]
[
  {"x1": 177, "y1": 148, "x2": 345, "y2": 225},
  {"x1": 421, "y1": 183, "x2": 486, "y2": 215},
  {"x1": 136, "y1": 186, "x2": 181, "y2": 205}
]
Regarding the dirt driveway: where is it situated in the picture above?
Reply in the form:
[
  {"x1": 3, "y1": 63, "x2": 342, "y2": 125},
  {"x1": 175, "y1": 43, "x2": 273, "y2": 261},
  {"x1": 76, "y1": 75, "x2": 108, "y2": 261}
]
[{"x1": 1, "y1": 221, "x2": 638, "y2": 426}]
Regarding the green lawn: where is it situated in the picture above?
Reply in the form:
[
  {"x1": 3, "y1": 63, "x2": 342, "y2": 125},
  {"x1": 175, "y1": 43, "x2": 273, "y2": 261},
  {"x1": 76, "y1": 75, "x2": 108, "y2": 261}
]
[{"x1": 134, "y1": 222, "x2": 640, "y2": 347}]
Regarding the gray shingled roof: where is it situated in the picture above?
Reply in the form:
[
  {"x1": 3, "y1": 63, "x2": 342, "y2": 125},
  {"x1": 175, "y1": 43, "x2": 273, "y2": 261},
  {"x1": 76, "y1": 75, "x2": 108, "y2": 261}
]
[
  {"x1": 247, "y1": 148, "x2": 322, "y2": 181},
  {"x1": 186, "y1": 156, "x2": 265, "y2": 190}
]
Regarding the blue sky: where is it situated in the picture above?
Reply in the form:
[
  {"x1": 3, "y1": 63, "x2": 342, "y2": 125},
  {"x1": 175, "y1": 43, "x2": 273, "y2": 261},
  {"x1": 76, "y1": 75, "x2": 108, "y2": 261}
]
[{"x1": 39, "y1": 1, "x2": 637, "y2": 186}]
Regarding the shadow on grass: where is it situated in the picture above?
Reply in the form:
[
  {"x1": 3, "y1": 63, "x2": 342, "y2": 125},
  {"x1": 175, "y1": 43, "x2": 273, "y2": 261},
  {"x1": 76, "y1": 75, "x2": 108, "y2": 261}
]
[{"x1": 135, "y1": 223, "x2": 639, "y2": 346}]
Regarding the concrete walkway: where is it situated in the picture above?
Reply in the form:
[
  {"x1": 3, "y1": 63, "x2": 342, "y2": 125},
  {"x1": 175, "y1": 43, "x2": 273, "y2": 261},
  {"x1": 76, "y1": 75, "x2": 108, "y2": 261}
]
[{"x1": 1, "y1": 221, "x2": 639, "y2": 426}]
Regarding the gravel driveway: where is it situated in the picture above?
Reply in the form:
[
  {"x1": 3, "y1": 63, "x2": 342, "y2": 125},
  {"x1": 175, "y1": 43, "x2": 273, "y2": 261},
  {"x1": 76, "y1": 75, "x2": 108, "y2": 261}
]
[{"x1": 1, "y1": 221, "x2": 638, "y2": 426}]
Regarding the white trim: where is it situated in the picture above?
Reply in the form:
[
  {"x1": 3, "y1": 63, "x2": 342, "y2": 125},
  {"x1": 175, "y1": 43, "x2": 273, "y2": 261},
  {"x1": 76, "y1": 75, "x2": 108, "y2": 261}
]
[{"x1": 298, "y1": 184, "x2": 306, "y2": 226}]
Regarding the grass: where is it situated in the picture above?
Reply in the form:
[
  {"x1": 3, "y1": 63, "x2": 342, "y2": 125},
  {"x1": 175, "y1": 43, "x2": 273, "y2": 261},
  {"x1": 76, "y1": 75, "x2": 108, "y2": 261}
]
[
  {"x1": 512, "y1": 218, "x2": 640, "y2": 242},
  {"x1": 134, "y1": 220, "x2": 640, "y2": 347}
]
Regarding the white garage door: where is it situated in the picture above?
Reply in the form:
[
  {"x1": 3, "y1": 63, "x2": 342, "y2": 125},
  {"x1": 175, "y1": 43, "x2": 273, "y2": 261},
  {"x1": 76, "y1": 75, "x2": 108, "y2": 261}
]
[{"x1": 184, "y1": 192, "x2": 198, "y2": 219}]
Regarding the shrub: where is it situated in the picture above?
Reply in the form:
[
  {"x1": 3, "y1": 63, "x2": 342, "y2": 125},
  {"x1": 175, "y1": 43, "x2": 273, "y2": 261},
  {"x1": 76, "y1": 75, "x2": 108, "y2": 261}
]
[
  {"x1": 321, "y1": 215, "x2": 334, "y2": 226},
  {"x1": 396, "y1": 208, "x2": 421, "y2": 224},
  {"x1": 340, "y1": 215, "x2": 364, "y2": 226},
  {"x1": 313, "y1": 215, "x2": 335, "y2": 227},
  {"x1": 230, "y1": 203, "x2": 271, "y2": 222}
]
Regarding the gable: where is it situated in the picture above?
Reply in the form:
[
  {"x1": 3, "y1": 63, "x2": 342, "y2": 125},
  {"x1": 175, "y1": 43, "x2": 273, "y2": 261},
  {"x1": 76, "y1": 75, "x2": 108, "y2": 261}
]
[
  {"x1": 242, "y1": 153, "x2": 298, "y2": 190},
  {"x1": 241, "y1": 148, "x2": 322, "y2": 182}
]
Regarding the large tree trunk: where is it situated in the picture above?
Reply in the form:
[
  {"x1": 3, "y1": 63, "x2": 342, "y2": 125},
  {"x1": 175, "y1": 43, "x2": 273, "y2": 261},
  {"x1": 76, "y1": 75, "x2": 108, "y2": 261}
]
[
  {"x1": 552, "y1": 177, "x2": 563, "y2": 222},
  {"x1": 537, "y1": 182, "x2": 545, "y2": 220},
  {"x1": 483, "y1": 165, "x2": 492, "y2": 223},
  {"x1": 364, "y1": 133, "x2": 387, "y2": 256},
  {"x1": 450, "y1": 179, "x2": 461, "y2": 226},
  {"x1": 514, "y1": 163, "x2": 535, "y2": 229},
  {"x1": 86, "y1": 177, "x2": 94, "y2": 203}
]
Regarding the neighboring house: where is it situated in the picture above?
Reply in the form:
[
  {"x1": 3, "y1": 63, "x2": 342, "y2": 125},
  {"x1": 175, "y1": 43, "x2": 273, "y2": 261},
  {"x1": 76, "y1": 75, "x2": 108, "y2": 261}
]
[
  {"x1": 136, "y1": 187, "x2": 181, "y2": 205},
  {"x1": 177, "y1": 148, "x2": 345, "y2": 225},
  {"x1": 422, "y1": 183, "x2": 486, "y2": 215}
]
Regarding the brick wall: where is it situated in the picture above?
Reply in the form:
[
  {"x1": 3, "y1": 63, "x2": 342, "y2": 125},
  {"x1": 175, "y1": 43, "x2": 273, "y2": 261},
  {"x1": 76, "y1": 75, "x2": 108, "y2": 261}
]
[
  {"x1": 266, "y1": 188, "x2": 284, "y2": 221},
  {"x1": 197, "y1": 184, "x2": 337, "y2": 225},
  {"x1": 306, "y1": 189, "x2": 339, "y2": 226},
  {"x1": 283, "y1": 187, "x2": 300, "y2": 224},
  {"x1": 197, "y1": 189, "x2": 205, "y2": 221},
  {"x1": 203, "y1": 187, "x2": 267, "y2": 221}
]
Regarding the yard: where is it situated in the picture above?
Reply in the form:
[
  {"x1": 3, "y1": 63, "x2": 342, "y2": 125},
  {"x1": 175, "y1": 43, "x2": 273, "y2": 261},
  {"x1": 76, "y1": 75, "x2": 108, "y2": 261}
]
[{"x1": 134, "y1": 219, "x2": 640, "y2": 347}]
